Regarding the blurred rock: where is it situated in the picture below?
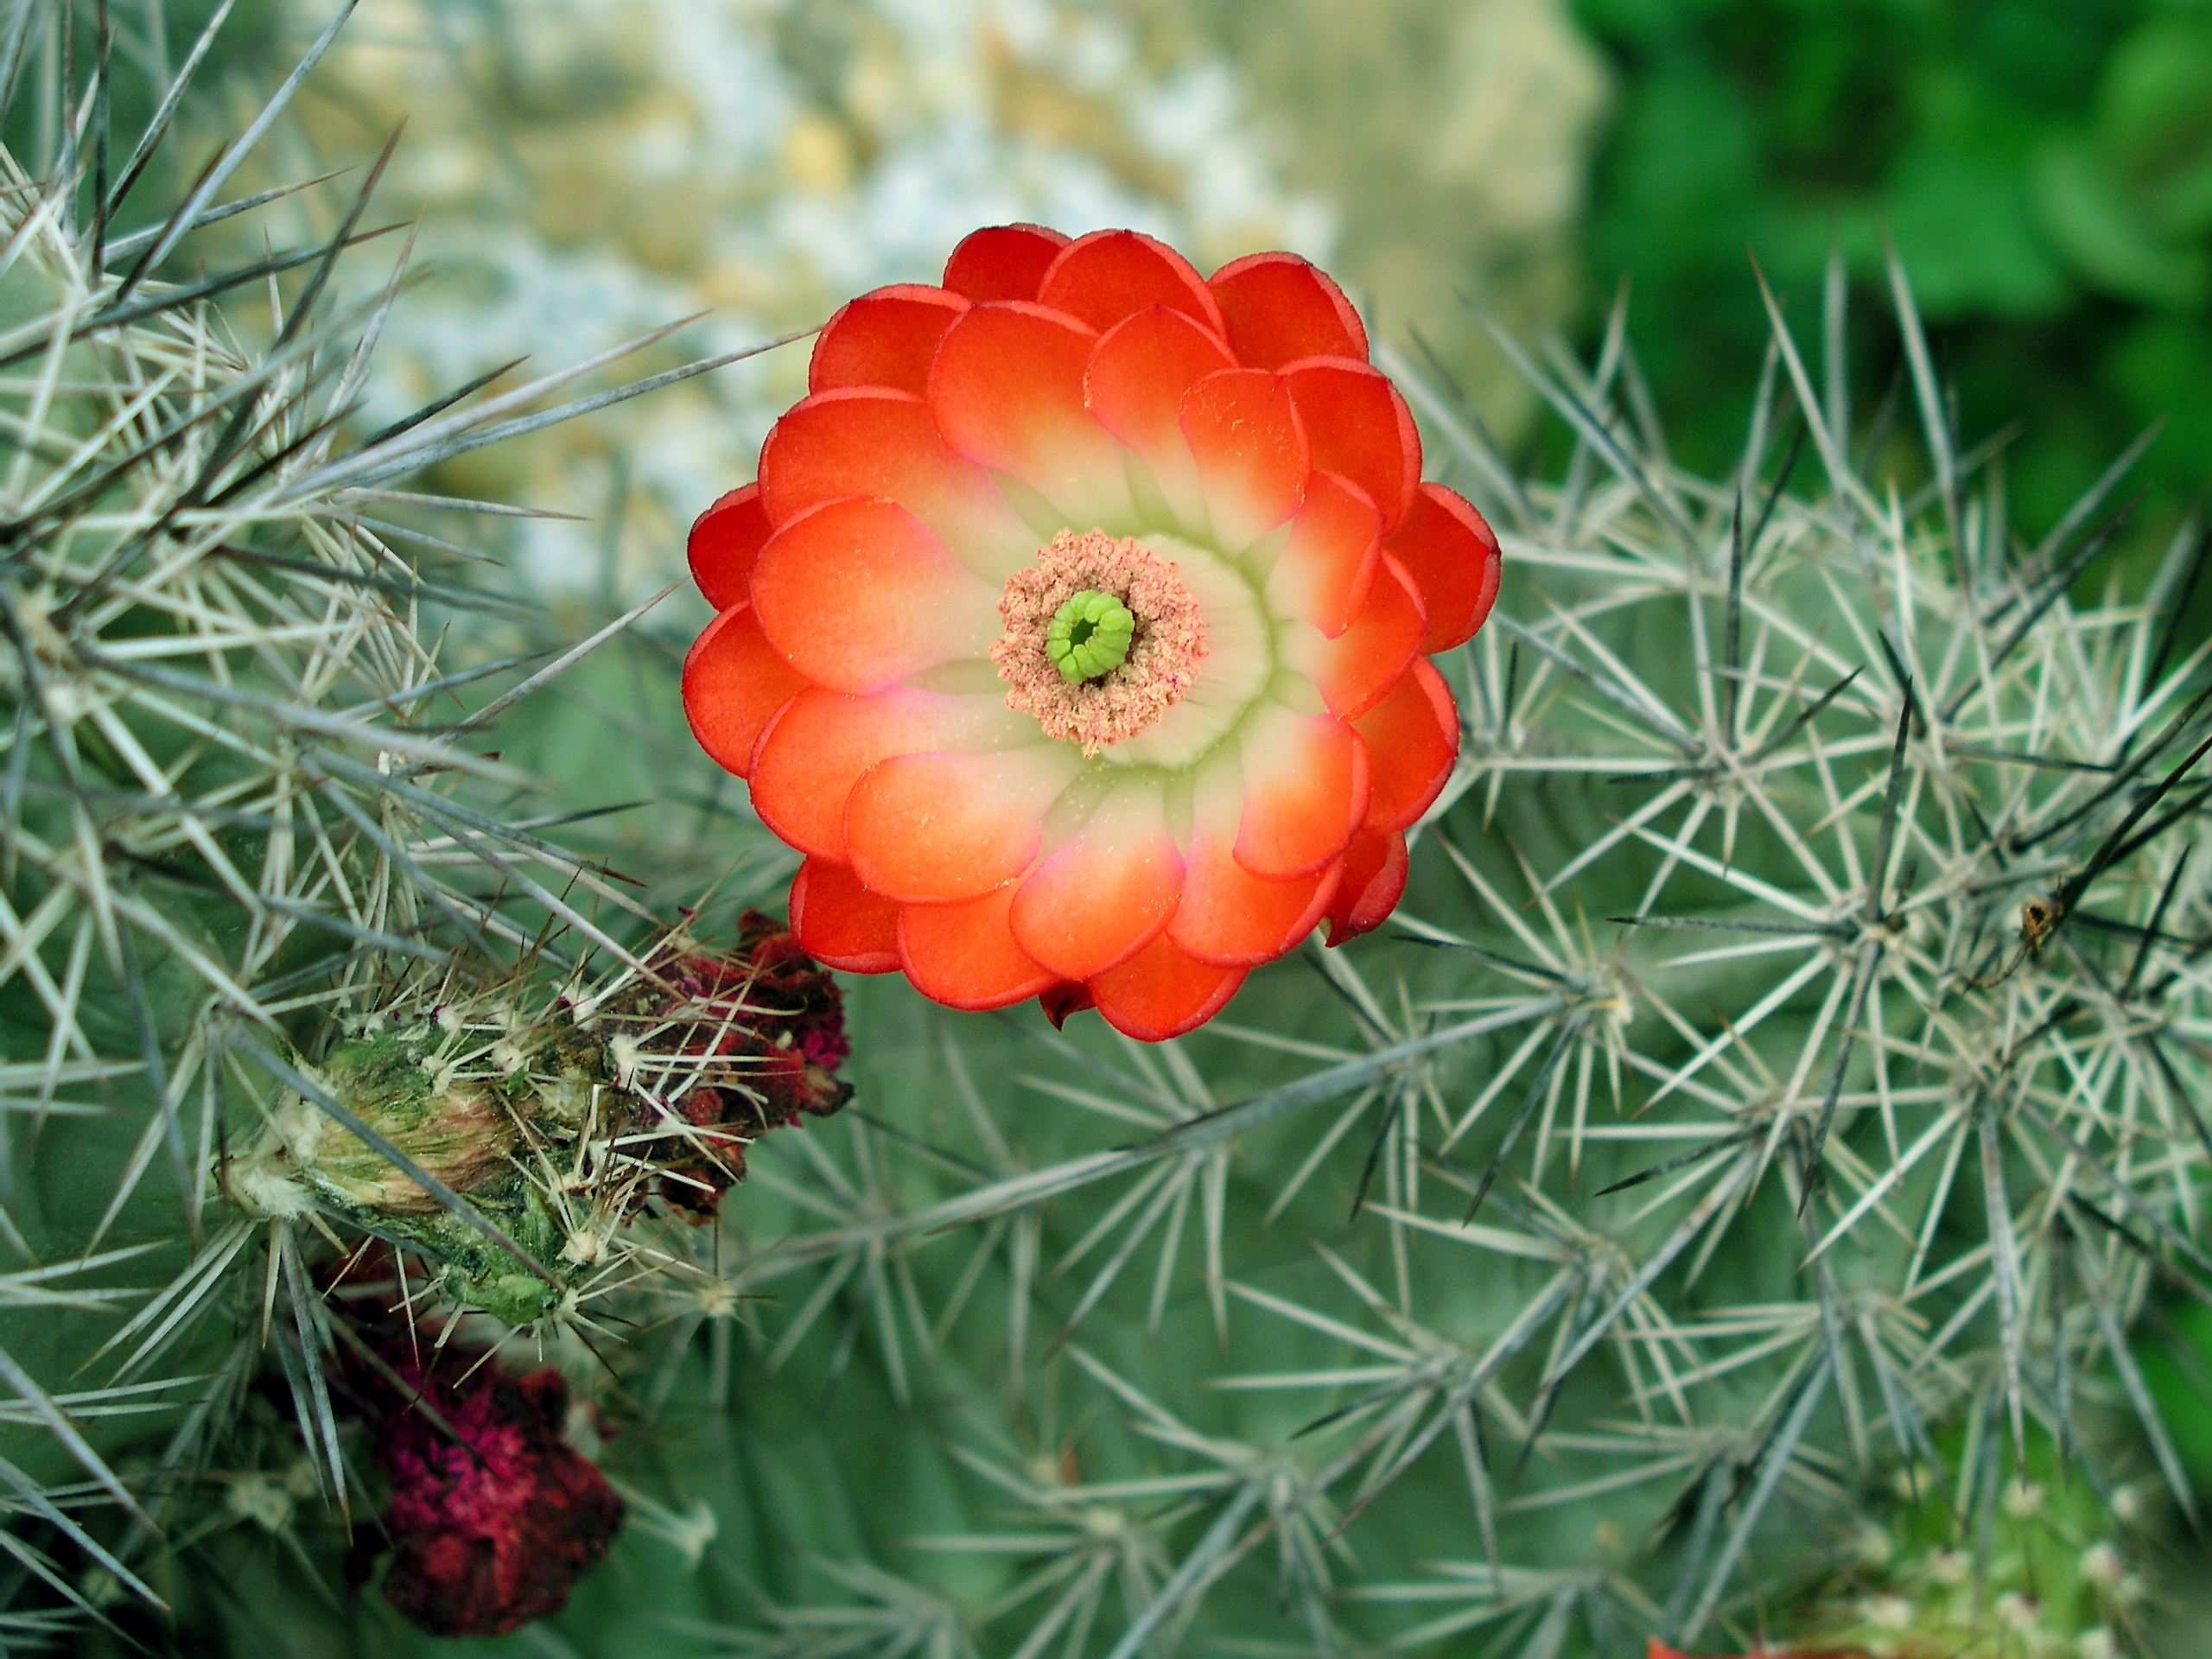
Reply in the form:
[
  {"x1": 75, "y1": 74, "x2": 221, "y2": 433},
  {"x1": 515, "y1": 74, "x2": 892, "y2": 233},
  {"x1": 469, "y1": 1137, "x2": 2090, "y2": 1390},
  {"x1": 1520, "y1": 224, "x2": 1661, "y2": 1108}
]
[
  {"x1": 289, "y1": 0, "x2": 1336, "y2": 599},
  {"x1": 283, "y1": 0, "x2": 1605, "y2": 601}
]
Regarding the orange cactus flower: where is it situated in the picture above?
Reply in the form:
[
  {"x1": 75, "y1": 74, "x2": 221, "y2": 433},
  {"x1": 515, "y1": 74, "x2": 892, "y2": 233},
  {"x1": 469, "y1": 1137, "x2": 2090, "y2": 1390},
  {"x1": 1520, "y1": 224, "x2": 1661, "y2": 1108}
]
[{"x1": 683, "y1": 225, "x2": 1500, "y2": 1039}]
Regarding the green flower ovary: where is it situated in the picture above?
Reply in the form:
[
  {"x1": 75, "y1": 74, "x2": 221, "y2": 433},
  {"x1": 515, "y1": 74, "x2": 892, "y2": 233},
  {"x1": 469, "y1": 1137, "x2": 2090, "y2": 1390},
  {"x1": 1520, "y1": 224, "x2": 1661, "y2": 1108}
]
[{"x1": 1046, "y1": 590, "x2": 1135, "y2": 683}]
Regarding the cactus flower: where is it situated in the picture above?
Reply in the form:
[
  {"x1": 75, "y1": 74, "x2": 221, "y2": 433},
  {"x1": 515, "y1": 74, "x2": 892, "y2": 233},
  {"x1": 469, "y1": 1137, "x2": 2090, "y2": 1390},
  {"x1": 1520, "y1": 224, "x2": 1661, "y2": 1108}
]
[
  {"x1": 683, "y1": 225, "x2": 1499, "y2": 1039},
  {"x1": 353, "y1": 1348, "x2": 623, "y2": 1637}
]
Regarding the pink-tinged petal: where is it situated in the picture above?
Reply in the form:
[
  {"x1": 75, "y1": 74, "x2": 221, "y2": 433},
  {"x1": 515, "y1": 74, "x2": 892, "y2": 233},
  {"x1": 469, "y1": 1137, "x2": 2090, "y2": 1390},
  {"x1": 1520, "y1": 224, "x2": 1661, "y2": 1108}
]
[
  {"x1": 1265, "y1": 469, "x2": 1381, "y2": 637},
  {"x1": 790, "y1": 858, "x2": 900, "y2": 973},
  {"x1": 1325, "y1": 830, "x2": 1408, "y2": 946},
  {"x1": 1208, "y1": 251, "x2": 1369, "y2": 370},
  {"x1": 1084, "y1": 306, "x2": 1235, "y2": 529},
  {"x1": 1090, "y1": 933, "x2": 1249, "y2": 1040},
  {"x1": 1037, "y1": 229, "x2": 1226, "y2": 340},
  {"x1": 1233, "y1": 704, "x2": 1370, "y2": 879},
  {"x1": 1282, "y1": 356, "x2": 1421, "y2": 532},
  {"x1": 758, "y1": 389, "x2": 1037, "y2": 580},
  {"x1": 1170, "y1": 753, "x2": 1339, "y2": 967},
  {"x1": 1384, "y1": 483, "x2": 1502, "y2": 652},
  {"x1": 1357, "y1": 658, "x2": 1459, "y2": 830},
  {"x1": 898, "y1": 882, "x2": 1058, "y2": 1010},
  {"x1": 1086, "y1": 308, "x2": 1236, "y2": 448},
  {"x1": 1180, "y1": 368, "x2": 1309, "y2": 552},
  {"x1": 809, "y1": 284, "x2": 969, "y2": 397},
  {"x1": 682, "y1": 604, "x2": 806, "y2": 779},
  {"x1": 1306, "y1": 553, "x2": 1426, "y2": 719},
  {"x1": 750, "y1": 498, "x2": 1000, "y2": 695},
  {"x1": 1168, "y1": 848, "x2": 1337, "y2": 968},
  {"x1": 943, "y1": 223, "x2": 1070, "y2": 303},
  {"x1": 751, "y1": 686, "x2": 1027, "y2": 860},
  {"x1": 1009, "y1": 779, "x2": 1185, "y2": 981},
  {"x1": 688, "y1": 485, "x2": 769, "y2": 612},
  {"x1": 928, "y1": 301, "x2": 1131, "y2": 528},
  {"x1": 845, "y1": 746, "x2": 1081, "y2": 904}
]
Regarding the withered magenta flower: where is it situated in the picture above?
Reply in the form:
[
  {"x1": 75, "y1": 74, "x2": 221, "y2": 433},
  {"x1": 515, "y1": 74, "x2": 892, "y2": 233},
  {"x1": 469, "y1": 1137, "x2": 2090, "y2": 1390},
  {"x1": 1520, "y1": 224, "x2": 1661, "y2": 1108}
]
[
  {"x1": 357, "y1": 1350, "x2": 623, "y2": 1637},
  {"x1": 683, "y1": 226, "x2": 1499, "y2": 1039}
]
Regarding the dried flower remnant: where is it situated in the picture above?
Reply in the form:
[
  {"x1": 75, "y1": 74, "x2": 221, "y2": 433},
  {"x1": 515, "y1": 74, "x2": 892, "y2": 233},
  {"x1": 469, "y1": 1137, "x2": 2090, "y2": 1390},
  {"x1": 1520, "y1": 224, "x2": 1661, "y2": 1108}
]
[
  {"x1": 350, "y1": 1347, "x2": 623, "y2": 1637},
  {"x1": 633, "y1": 911, "x2": 855, "y2": 1217},
  {"x1": 682, "y1": 226, "x2": 1501, "y2": 1038},
  {"x1": 227, "y1": 918, "x2": 851, "y2": 1322}
]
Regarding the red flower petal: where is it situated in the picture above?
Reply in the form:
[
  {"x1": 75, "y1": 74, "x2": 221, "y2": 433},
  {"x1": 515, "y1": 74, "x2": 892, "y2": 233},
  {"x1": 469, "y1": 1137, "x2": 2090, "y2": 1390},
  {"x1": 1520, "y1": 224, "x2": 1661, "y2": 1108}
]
[
  {"x1": 750, "y1": 497, "x2": 1000, "y2": 695},
  {"x1": 809, "y1": 284, "x2": 970, "y2": 397},
  {"x1": 1090, "y1": 932, "x2": 1249, "y2": 1040},
  {"x1": 751, "y1": 687, "x2": 1025, "y2": 860},
  {"x1": 1181, "y1": 368, "x2": 1309, "y2": 553},
  {"x1": 1009, "y1": 779, "x2": 1185, "y2": 980},
  {"x1": 1325, "y1": 830, "x2": 1408, "y2": 945},
  {"x1": 845, "y1": 746, "x2": 1080, "y2": 903},
  {"x1": 1384, "y1": 482, "x2": 1502, "y2": 652},
  {"x1": 1233, "y1": 705, "x2": 1370, "y2": 878},
  {"x1": 1087, "y1": 308, "x2": 1236, "y2": 450},
  {"x1": 790, "y1": 858, "x2": 901, "y2": 973},
  {"x1": 898, "y1": 881, "x2": 1058, "y2": 1010},
  {"x1": 1308, "y1": 553, "x2": 1427, "y2": 719},
  {"x1": 943, "y1": 223, "x2": 1069, "y2": 303},
  {"x1": 1208, "y1": 251, "x2": 1369, "y2": 370},
  {"x1": 1084, "y1": 306, "x2": 1235, "y2": 529},
  {"x1": 682, "y1": 604, "x2": 806, "y2": 779},
  {"x1": 687, "y1": 485, "x2": 770, "y2": 612},
  {"x1": 928, "y1": 301, "x2": 1131, "y2": 529},
  {"x1": 1169, "y1": 848, "x2": 1338, "y2": 968},
  {"x1": 1357, "y1": 658, "x2": 1460, "y2": 830},
  {"x1": 1283, "y1": 356, "x2": 1421, "y2": 532},
  {"x1": 1037, "y1": 228, "x2": 1226, "y2": 340},
  {"x1": 758, "y1": 388, "x2": 1037, "y2": 580},
  {"x1": 1265, "y1": 468, "x2": 1381, "y2": 637},
  {"x1": 1169, "y1": 753, "x2": 1340, "y2": 966}
]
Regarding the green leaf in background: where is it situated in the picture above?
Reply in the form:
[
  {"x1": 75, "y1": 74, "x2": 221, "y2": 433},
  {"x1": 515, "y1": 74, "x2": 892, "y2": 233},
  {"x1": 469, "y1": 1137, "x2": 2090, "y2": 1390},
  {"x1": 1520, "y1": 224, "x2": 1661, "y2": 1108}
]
[{"x1": 1572, "y1": 0, "x2": 2211, "y2": 645}]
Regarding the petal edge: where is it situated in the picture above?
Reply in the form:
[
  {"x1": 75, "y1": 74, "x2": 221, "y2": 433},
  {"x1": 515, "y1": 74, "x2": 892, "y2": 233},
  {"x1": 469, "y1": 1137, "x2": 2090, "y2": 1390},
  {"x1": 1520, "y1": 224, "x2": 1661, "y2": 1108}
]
[
  {"x1": 790, "y1": 859, "x2": 901, "y2": 973},
  {"x1": 682, "y1": 604, "x2": 805, "y2": 779},
  {"x1": 809, "y1": 285, "x2": 969, "y2": 397},
  {"x1": 1209, "y1": 251, "x2": 1369, "y2": 369},
  {"x1": 1090, "y1": 933, "x2": 1249, "y2": 1040},
  {"x1": 944, "y1": 224, "x2": 1070, "y2": 303}
]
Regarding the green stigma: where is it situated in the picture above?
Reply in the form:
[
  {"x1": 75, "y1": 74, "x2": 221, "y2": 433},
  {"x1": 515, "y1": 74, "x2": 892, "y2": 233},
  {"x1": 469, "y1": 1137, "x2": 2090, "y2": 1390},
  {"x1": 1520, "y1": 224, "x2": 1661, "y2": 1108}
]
[{"x1": 1046, "y1": 590, "x2": 1135, "y2": 683}]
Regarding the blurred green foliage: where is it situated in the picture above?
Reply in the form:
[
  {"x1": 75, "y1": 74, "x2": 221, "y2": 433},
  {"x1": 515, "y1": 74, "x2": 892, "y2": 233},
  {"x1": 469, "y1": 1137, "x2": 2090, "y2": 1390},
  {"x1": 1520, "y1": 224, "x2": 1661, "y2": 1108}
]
[
  {"x1": 2141, "y1": 1300, "x2": 2212, "y2": 1489},
  {"x1": 1572, "y1": 0, "x2": 2212, "y2": 611}
]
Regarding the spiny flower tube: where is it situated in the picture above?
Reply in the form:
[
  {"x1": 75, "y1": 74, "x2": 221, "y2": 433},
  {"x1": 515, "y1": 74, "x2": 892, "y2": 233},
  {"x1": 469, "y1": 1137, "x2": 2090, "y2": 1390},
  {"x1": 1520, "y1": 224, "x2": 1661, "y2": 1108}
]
[
  {"x1": 226, "y1": 919, "x2": 850, "y2": 1322},
  {"x1": 683, "y1": 225, "x2": 1500, "y2": 1039}
]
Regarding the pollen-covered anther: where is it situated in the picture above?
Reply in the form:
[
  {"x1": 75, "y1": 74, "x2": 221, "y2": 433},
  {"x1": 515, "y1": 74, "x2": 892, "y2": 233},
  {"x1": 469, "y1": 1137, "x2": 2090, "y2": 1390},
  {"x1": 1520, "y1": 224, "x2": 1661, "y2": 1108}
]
[{"x1": 992, "y1": 529, "x2": 1206, "y2": 756}]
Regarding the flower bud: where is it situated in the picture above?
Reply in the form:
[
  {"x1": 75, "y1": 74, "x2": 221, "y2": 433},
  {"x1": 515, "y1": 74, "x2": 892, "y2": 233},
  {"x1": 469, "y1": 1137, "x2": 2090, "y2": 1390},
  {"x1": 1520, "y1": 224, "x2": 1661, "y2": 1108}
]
[
  {"x1": 227, "y1": 1028, "x2": 518, "y2": 1218},
  {"x1": 226, "y1": 1027, "x2": 568, "y2": 1323}
]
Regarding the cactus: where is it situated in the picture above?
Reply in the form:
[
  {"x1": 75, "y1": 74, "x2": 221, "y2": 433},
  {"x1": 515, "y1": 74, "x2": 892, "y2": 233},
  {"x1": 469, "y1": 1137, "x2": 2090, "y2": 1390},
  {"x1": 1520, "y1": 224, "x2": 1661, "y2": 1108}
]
[
  {"x1": 0, "y1": 3, "x2": 788, "y2": 1637},
  {"x1": 494, "y1": 270, "x2": 2198, "y2": 1656},
  {"x1": 226, "y1": 917, "x2": 850, "y2": 1314}
]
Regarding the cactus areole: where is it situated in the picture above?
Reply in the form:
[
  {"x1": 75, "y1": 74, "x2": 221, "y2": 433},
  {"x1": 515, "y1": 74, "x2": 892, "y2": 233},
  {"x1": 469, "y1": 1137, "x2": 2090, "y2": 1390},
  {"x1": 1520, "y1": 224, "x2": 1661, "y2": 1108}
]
[{"x1": 681, "y1": 225, "x2": 1501, "y2": 1039}]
